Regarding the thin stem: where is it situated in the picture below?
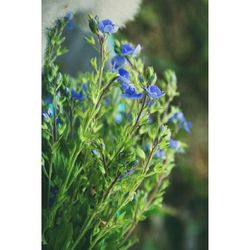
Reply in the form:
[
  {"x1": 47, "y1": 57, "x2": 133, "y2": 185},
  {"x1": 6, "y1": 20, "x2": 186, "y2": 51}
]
[
  {"x1": 131, "y1": 94, "x2": 147, "y2": 134},
  {"x1": 95, "y1": 76, "x2": 118, "y2": 110}
]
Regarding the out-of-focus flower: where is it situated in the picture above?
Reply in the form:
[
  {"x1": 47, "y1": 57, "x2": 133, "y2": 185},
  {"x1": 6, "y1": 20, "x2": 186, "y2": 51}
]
[
  {"x1": 71, "y1": 89, "x2": 84, "y2": 101},
  {"x1": 168, "y1": 112, "x2": 192, "y2": 133},
  {"x1": 118, "y1": 168, "x2": 136, "y2": 181},
  {"x1": 111, "y1": 55, "x2": 125, "y2": 71},
  {"x1": 98, "y1": 19, "x2": 119, "y2": 33},
  {"x1": 145, "y1": 85, "x2": 164, "y2": 99},
  {"x1": 154, "y1": 149, "x2": 166, "y2": 159},
  {"x1": 64, "y1": 11, "x2": 74, "y2": 31},
  {"x1": 169, "y1": 139, "x2": 181, "y2": 151}
]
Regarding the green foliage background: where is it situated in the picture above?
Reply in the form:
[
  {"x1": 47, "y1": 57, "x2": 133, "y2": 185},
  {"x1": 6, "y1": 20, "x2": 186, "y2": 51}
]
[{"x1": 120, "y1": 1, "x2": 208, "y2": 249}]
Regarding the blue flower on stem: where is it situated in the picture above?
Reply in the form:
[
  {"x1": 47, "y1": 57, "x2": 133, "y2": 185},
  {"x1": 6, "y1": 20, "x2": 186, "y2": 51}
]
[
  {"x1": 145, "y1": 85, "x2": 165, "y2": 99},
  {"x1": 111, "y1": 55, "x2": 125, "y2": 71},
  {"x1": 121, "y1": 82, "x2": 143, "y2": 99},
  {"x1": 121, "y1": 44, "x2": 142, "y2": 57},
  {"x1": 168, "y1": 112, "x2": 192, "y2": 133},
  {"x1": 154, "y1": 149, "x2": 166, "y2": 159},
  {"x1": 98, "y1": 19, "x2": 119, "y2": 33},
  {"x1": 118, "y1": 68, "x2": 130, "y2": 84}
]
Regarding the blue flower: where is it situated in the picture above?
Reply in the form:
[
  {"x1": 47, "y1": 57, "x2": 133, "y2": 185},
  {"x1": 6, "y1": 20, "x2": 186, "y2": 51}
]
[
  {"x1": 111, "y1": 55, "x2": 125, "y2": 71},
  {"x1": 118, "y1": 68, "x2": 130, "y2": 84},
  {"x1": 121, "y1": 82, "x2": 143, "y2": 99},
  {"x1": 42, "y1": 106, "x2": 53, "y2": 121},
  {"x1": 66, "y1": 21, "x2": 74, "y2": 31},
  {"x1": 42, "y1": 112, "x2": 49, "y2": 121},
  {"x1": 98, "y1": 19, "x2": 119, "y2": 33},
  {"x1": 121, "y1": 44, "x2": 142, "y2": 57},
  {"x1": 64, "y1": 11, "x2": 74, "y2": 31},
  {"x1": 145, "y1": 85, "x2": 165, "y2": 99},
  {"x1": 168, "y1": 112, "x2": 192, "y2": 133},
  {"x1": 71, "y1": 89, "x2": 84, "y2": 101},
  {"x1": 154, "y1": 149, "x2": 166, "y2": 159},
  {"x1": 168, "y1": 112, "x2": 184, "y2": 122},
  {"x1": 65, "y1": 11, "x2": 74, "y2": 21},
  {"x1": 169, "y1": 139, "x2": 181, "y2": 151}
]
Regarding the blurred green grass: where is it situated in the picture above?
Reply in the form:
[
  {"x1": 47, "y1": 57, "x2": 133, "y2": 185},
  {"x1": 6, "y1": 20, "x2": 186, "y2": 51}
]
[{"x1": 120, "y1": 0, "x2": 208, "y2": 249}]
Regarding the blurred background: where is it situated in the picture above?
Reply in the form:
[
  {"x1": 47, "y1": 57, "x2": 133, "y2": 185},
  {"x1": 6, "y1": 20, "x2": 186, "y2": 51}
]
[
  {"x1": 57, "y1": 0, "x2": 208, "y2": 249},
  {"x1": 121, "y1": 1, "x2": 208, "y2": 249}
]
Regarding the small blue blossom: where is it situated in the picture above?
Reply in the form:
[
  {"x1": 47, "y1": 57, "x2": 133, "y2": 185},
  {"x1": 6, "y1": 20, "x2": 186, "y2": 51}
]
[
  {"x1": 145, "y1": 85, "x2": 165, "y2": 99},
  {"x1": 65, "y1": 11, "x2": 74, "y2": 21},
  {"x1": 111, "y1": 55, "x2": 125, "y2": 71},
  {"x1": 118, "y1": 68, "x2": 130, "y2": 84},
  {"x1": 42, "y1": 112, "x2": 49, "y2": 121},
  {"x1": 168, "y1": 112, "x2": 185, "y2": 122},
  {"x1": 92, "y1": 149, "x2": 100, "y2": 157},
  {"x1": 169, "y1": 139, "x2": 181, "y2": 151},
  {"x1": 154, "y1": 149, "x2": 166, "y2": 159},
  {"x1": 65, "y1": 12, "x2": 74, "y2": 31},
  {"x1": 71, "y1": 89, "x2": 84, "y2": 101},
  {"x1": 179, "y1": 120, "x2": 192, "y2": 133},
  {"x1": 121, "y1": 44, "x2": 141, "y2": 57},
  {"x1": 168, "y1": 112, "x2": 192, "y2": 133},
  {"x1": 98, "y1": 19, "x2": 119, "y2": 33},
  {"x1": 121, "y1": 82, "x2": 143, "y2": 99}
]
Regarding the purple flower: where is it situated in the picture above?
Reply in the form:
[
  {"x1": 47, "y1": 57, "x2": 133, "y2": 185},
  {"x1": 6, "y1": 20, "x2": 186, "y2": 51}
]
[
  {"x1": 154, "y1": 149, "x2": 166, "y2": 159},
  {"x1": 121, "y1": 82, "x2": 143, "y2": 99},
  {"x1": 118, "y1": 68, "x2": 130, "y2": 84},
  {"x1": 121, "y1": 44, "x2": 141, "y2": 57},
  {"x1": 98, "y1": 19, "x2": 119, "y2": 33},
  {"x1": 111, "y1": 55, "x2": 125, "y2": 71},
  {"x1": 145, "y1": 85, "x2": 165, "y2": 99}
]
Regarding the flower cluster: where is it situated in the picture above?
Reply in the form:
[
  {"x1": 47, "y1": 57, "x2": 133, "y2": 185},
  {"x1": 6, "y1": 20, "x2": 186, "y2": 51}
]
[{"x1": 42, "y1": 16, "x2": 192, "y2": 250}]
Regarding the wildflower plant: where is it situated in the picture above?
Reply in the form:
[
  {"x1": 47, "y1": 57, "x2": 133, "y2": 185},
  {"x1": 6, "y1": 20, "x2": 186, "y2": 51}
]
[{"x1": 42, "y1": 15, "x2": 191, "y2": 250}]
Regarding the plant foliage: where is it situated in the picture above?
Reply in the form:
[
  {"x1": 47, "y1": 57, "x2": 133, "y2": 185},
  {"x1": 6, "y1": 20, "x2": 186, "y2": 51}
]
[{"x1": 42, "y1": 15, "x2": 191, "y2": 250}]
